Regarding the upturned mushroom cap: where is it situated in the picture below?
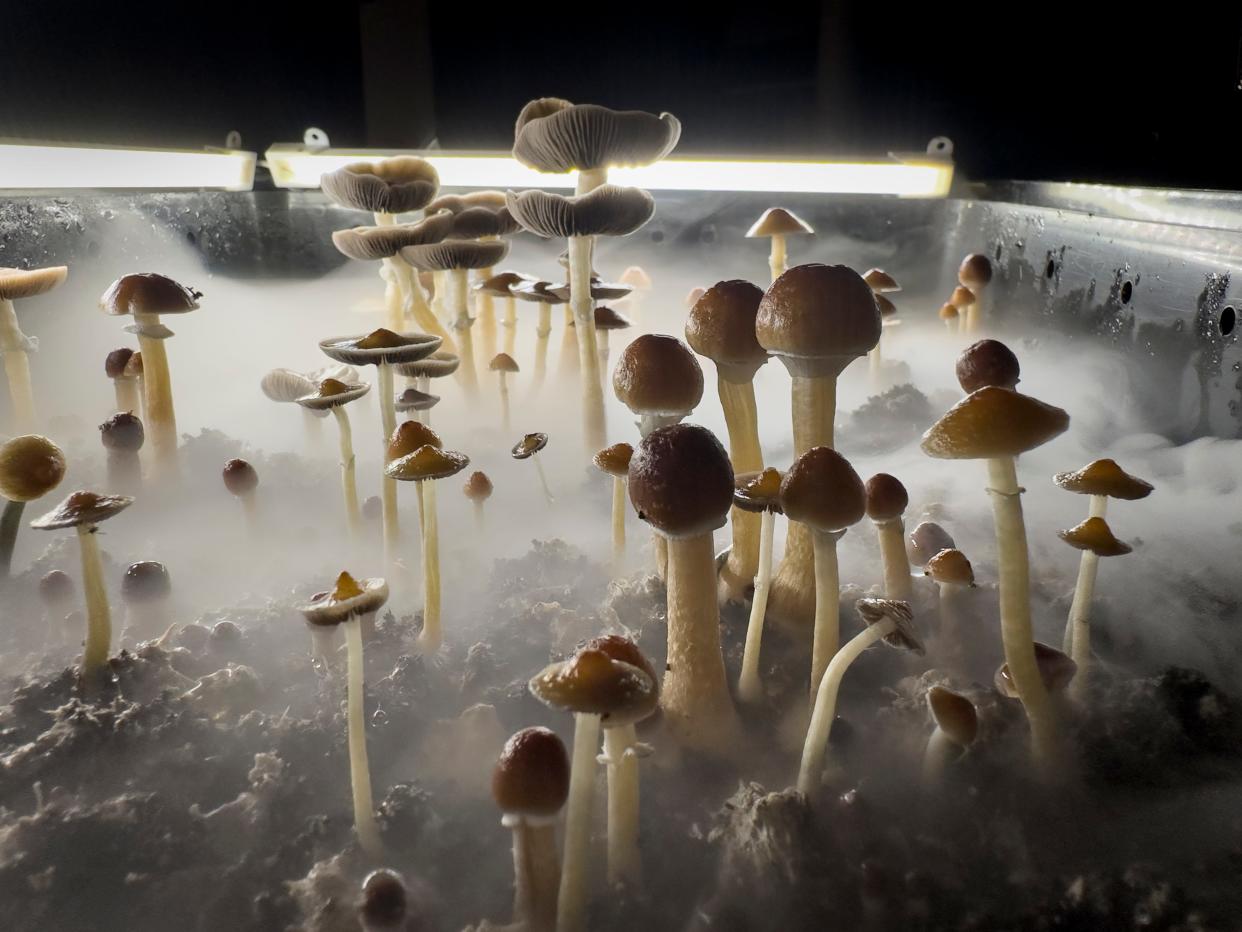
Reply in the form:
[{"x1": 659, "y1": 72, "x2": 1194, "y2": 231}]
[
  {"x1": 733, "y1": 467, "x2": 784, "y2": 514},
  {"x1": 122, "y1": 561, "x2": 171, "y2": 604},
  {"x1": 39, "y1": 569, "x2": 74, "y2": 605},
  {"x1": 489, "y1": 352, "x2": 519, "y2": 373},
  {"x1": 856, "y1": 598, "x2": 923, "y2": 653},
  {"x1": 938, "y1": 303, "x2": 959, "y2": 322},
  {"x1": 475, "y1": 270, "x2": 534, "y2": 296},
  {"x1": 612, "y1": 334, "x2": 704, "y2": 417},
  {"x1": 512, "y1": 98, "x2": 681, "y2": 173},
  {"x1": 447, "y1": 205, "x2": 522, "y2": 239},
  {"x1": 320, "y1": 157, "x2": 439, "y2": 214},
  {"x1": 925, "y1": 548, "x2": 975, "y2": 586},
  {"x1": 593, "y1": 442, "x2": 633, "y2": 477},
  {"x1": 755, "y1": 264, "x2": 881, "y2": 378},
  {"x1": 862, "y1": 268, "x2": 902, "y2": 294},
  {"x1": 331, "y1": 213, "x2": 455, "y2": 261},
  {"x1": 401, "y1": 238, "x2": 509, "y2": 272},
  {"x1": 619, "y1": 266, "x2": 652, "y2": 290},
  {"x1": 864, "y1": 473, "x2": 909, "y2": 522},
  {"x1": 385, "y1": 446, "x2": 469, "y2": 482},
  {"x1": 529, "y1": 647, "x2": 657, "y2": 725},
  {"x1": 585, "y1": 633, "x2": 660, "y2": 718},
  {"x1": 319, "y1": 330, "x2": 442, "y2": 367},
  {"x1": 780, "y1": 447, "x2": 866, "y2": 532},
  {"x1": 261, "y1": 368, "x2": 317, "y2": 404},
  {"x1": 956, "y1": 339, "x2": 1020, "y2": 393},
  {"x1": 1053, "y1": 458, "x2": 1154, "y2": 500},
  {"x1": 958, "y1": 254, "x2": 994, "y2": 291},
  {"x1": 222, "y1": 459, "x2": 258, "y2": 497},
  {"x1": 463, "y1": 470, "x2": 493, "y2": 503},
  {"x1": 628, "y1": 422, "x2": 733, "y2": 539},
  {"x1": 921, "y1": 387, "x2": 1069, "y2": 459},
  {"x1": 387, "y1": 421, "x2": 442, "y2": 462},
  {"x1": 395, "y1": 350, "x2": 460, "y2": 380},
  {"x1": 100, "y1": 412, "x2": 144, "y2": 452},
  {"x1": 909, "y1": 521, "x2": 956, "y2": 566},
  {"x1": 1057, "y1": 516, "x2": 1132, "y2": 557},
  {"x1": 428, "y1": 191, "x2": 508, "y2": 214},
  {"x1": 394, "y1": 387, "x2": 439, "y2": 413},
  {"x1": 31, "y1": 490, "x2": 133, "y2": 530},
  {"x1": 511, "y1": 433, "x2": 548, "y2": 460},
  {"x1": 746, "y1": 207, "x2": 813, "y2": 238},
  {"x1": 594, "y1": 305, "x2": 631, "y2": 332},
  {"x1": 948, "y1": 286, "x2": 977, "y2": 309},
  {"x1": 506, "y1": 186, "x2": 655, "y2": 239},
  {"x1": 360, "y1": 869, "x2": 408, "y2": 931},
  {"x1": 105, "y1": 348, "x2": 135, "y2": 381},
  {"x1": 100, "y1": 273, "x2": 201, "y2": 317},
  {"x1": 545, "y1": 278, "x2": 633, "y2": 303},
  {"x1": 492, "y1": 726, "x2": 571, "y2": 818},
  {"x1": 0, "y1": 435, "x2": 66, "y2": 502},
  {"x1": 685, "y1": 280, "x2": 768, "y2": 380},
  {"x1": 511, "y1": 279, "x2": 568, "y2": 306},
  {"x1": 927, "y1": 685, "x2": 977, "y2": 747},
  {"x1": 298, "y1": 572, "x2": 390, "y2": 627},
  {"x1": 295, "y1": 378, "x2": 370, "y2": 411},
  {"x1": 0, "y1": 266, "x2": 68, "y2": 300},
  {"x1": 996, "y1": 642, "x2": 1076, "y2": 697}
]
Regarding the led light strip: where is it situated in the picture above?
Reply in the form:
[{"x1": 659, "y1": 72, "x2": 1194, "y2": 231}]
[{"x1": 0, "y1": 141, "x2": 257, "y2": 191}]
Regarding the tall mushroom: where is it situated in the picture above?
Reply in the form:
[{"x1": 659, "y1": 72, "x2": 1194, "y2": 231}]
[
  {"x1": 1056, "y1": 516, "x2": 1133, "y2": 699},
  {"x1": 105, "y1": 348, "x2": 141, "y2": 416},
  {"x1": 99, "y1": 273, "x2": 201, "y2": 473},
  {"x1": 592, "y1": 442, "x2": 633, "y2": 576},
  {"x1": 295, "y1": 378, "x2": 370, "y2": 538},
  {"x1": 923, "y1": 685, "x2": 978, "y2": 786},
  {"x1": 222, "y1": 458, "x2": 259, "y2": 532},
  {"x1": 864, "y1": 270, "x2": 901, "y2": 380},
  {"x1": 864, "y1": 473, "x2": 912, "y2": 600},
  {"x1": 734, "y1": 467, "x2": 784, "y2": 704},
  {"x1": 512, "y1": 432, "x2": 554, "y2": 505},
  {"x1": 0, "y1": 265, "x2": 67, "y2": 431},
  {"x1": 958, "y1": 253, "x2": 994, "y2": 332},
  {"x1": 489, "y1": 353, "x2": 520, "y2": 431},
  {"x1": 746, "y1": 208, "x2": 813, "y2": 283},
  {"x1": 477, "y1": 271, "x2": 534, "y2": 358},
  {"x1": 395, "y1": 350, "x2": 459, "y2": 426},
  {"x1": 593, "y1": 305, "x2": 631, "y2": 374},
  {"x1": 924, "y1": 548, "x2": 975, "y2": 666},
  {"x1": 512, "y1": 279, "x2": 569, "y2": 396},
  {"x1": 948, "y1": 286, "x2": 977, "y2": 335},
  {"x1": 463, "y1": 470, "x2": 493, "y2": 535},
  {"x1": 0, "y1": 434, "x2": 66, "y2": 578},
  {"x1": 100, "y1": 412, "x2": 144, "y2": 494},
  {"x1": 120, "y1": 560, "x2": 172, "y2": 644},
  {"x1": 755, "y1": 264, "x2": 881, "y2": 630}
]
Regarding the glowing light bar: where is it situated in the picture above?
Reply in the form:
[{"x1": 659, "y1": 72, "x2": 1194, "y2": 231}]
[
  {"x1": 0, "y1": 141, "x2": 257, "y2": 191},
  {"x1": 264, "y1": 146, "x2": 953, "y2": 198}
]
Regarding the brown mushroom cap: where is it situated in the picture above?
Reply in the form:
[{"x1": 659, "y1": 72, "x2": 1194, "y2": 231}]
[
  {"x1": 746, "y1": 207, "x2": 814, "y2": 238},
  {"x1": 925, "y1": 548, "x2": 975, "y2": 586},
  {"x1": 511, "y1": 279, "x2": 569, "y2": 306},
  {"x1": 386, "y1": 445, "x2": 468, "y2": 482},
  {"x1": 1052, "y1": 459, "x2": 1154, "y2": 500},
  {"x1": 331, "y1": 214, "x2": 455, "y2": 261},
  {"x1": 319, "y1": 330, "x2": 442, "y2": 367},
  {"x1": 733, "y1": 467, "x2": 784, "y2": 514},
  {"x1": 100, "y1": 273, "x2": 201, "y2": 317},
  {"x1": 546, "y1": 278, "x2": 633, "y2": 303},
  {"x1": 864, "y1": 473, "x2": 909, "y2": 522},
  {"x1": 780, "y1": 447, "x2": 866, "y2": 532},
  {"x1": 585, "y1": 634, "x2": 660, "y2": 714},
  {"x1": 958, "y1": 254, "x2": 994, "y2": 291},
  {"x1": 489, "y1": 352, "x2": 520, "y2": 373},
  {"x1": 875, "y1": 294, "x2": 898, "y2": 319},
  {"x1": 862, "y1": 268, "x2": 901, "y2": 294},
  {"x1": 594, "y1": 305, "x2": 631, "y2": 332},
  {"x1": 100, "y1": 412, "x2": 144, "y2": 452},
  {"x1": 463, "y1": 470, "x2": 494, "y2": 502},
  {"x1": 512, "y1": 98, "x2": 681, "y2": 174},
  {"x1": 996, "y1": 642, "x2": 1076, "y2": 697},
  {"x1": 360, "y1": 869, "x2": 408, "y2": 931},
  {"x1": 909, "y1": 521, "x2": 956, "y2": 567},
  {"x1": 475, "y1": 270, "x2": 534, "y2": 296},
  {"x1": 956, "y1": 339, "x2": 1020, "y2": 393},
  {"x1": 492, "y1": 726, "x2": 571, "y2": 818},
  {"x1": 1057, "y1": 516, "x2": 1132, "y2": 557},
  {"x1": 921, "y1": 386, "x2": 1069, "y2": 459},
  {"x1": 628, "y1": 422, "x2": 733, "y2": 539},
  {"x1": 387, "y1": 421, "x2": 442, "y2": 462},
  {"x1": 401, "y1": 238, "x2": 509, "y2": 272},
  {"x1": 394, "y1": 387, "x2": 439, "y2": 413},
  {"x1": 395, "y1": 350, "x2": 460, "y2": 380},
  {"x1": 948, "y1": 286, "x2": 977, "y2": 309},
  {"x1": 0, "y1": 434, "x2": 67, "y2": 502},
  {"x1": 39, "y1": 569, "x2": 74, "y2": 605},
  {"x1": 529, "y1": 647, "x2": 657, "y2": 725},
  {"x1": 30, "y1": 490, "x2": 133, "y2": 530},
  {"x1": 938, "y1": 303, "x2": 959, "y2": 322},
  {"x1": 927, "y1": 685, "x2": 978, "y2": 747},
  {"x1": 755, "y1": 264, "x2": 881, "y2": 377},
  {"x1": 104, "y1": 348, "x2": 135, "y2": 381},
  {"x1": 856, "y1": 598, "x2": 923, "y2": 653},
  {"x1": 506, "y1": 186, "x2": 655, "y2": 240},
  {"x1": 320, "y1": 157, "x2": 439, "y2": 215},
  {"x1": 593, "y1": 442, "x2": 634, "y2": 477},
  {"x1": 685, "y1": 280, "x2": 768, "y2": 379},
  {"x1": 298, "y1": 572, "x2": 390, "y2": 627},
  {"x1": 222, "y1": 459, "x2": 258, "y2": 497},
  {"x1": 612, "y1": 334, "x2": 704, "y2": 417},
  {"x1": 296, "y1": 378, "x2": 370, "y2": 411},
  {"x1": 0, "y1": 266, "x2": 68, "y2": 300},
  {"x1": 511, "y1": 432, "x2": 549, "y2": 460},
  {"x1": 121, "y1": 561, "x2": 171, "y2": 604}
]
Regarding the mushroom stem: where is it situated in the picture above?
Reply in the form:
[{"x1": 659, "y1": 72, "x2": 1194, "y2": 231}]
[
  {"x1": 473, "y1": 499, "x2": 485, "y2": 537},
  {"x1": 380, "y1": 257, "x2": 406, "y2": 333},
  {"x1": 797, "y1": 614, "x2": 896, "y2": 794},
  {"x1": 597, "y1": 329, "x2": 610, "y2": 374},
  {"x1": 533, "y1": 454, "x2": 554, "y2": 505},
  {"x1": 417, "y1": 478, "x2": 441, "y2": 653},
  {"x1": 331, "y1": 405, "x2": 362, "y2": 538},
  {"x1": 477, "y1": 267, "x2": 498, "y2": 377},
  {"x1": 602, "y1": 723, "x2": 642, "y2": 886},
  {"x1": 531, "y1": 305, "x2": 552, "y2": 396},
  {"x1": 135, "y1": 321, "x2": 178, "y2": 472},
  {"x1": 557, "y1": 309, "x2": 580, "y2": 386},
  {"x1": 498, "y1": 371, "x2": 512, "y2": 432},
  {"x1": 874, "y1": 517, "x2": 913, "y2": 600},
  {"x1": 378, "y1": 364, "x2": 399, "y2": 560},
  {"x1": 1062, "y1": 495, "x2": 1106, "y2": 658},
  {"x1": 77, "y1": 524, "x2": 112, "y2": 681},
  {"x1": 921, "y1": 727, "x2": 959, "y2": 786},
  {"x1": 344, "y1": 614, "x2": 383, "y2": 859},
  {"x1": 557, "y1": 710, "x2": 602, "y2": 932},
  {"x1": 768, "y1": 234, "x2": 787, "y2": 283},
  {"x1": 396, "y1": 262, "x2": 456, "y2": 354},
  {"x1": 737, "y1": 509, "x2": 776, "y2": 703},
  {"x1": 935, "y1": 582, "x2": 969, "y2": 665},
  {"x1": 568, "y1": 234, "x2": 607, "y2": 452},
  {"x1": 0, "y1": 498, "x2": 25, "y2": 578},
  {"x1": 114, "y1": 379, "x2": 141, "y2": 416},
  {"x1": 986, "y1": 455, "x2": 1058, "y2": 767},
  {"x1": 610, "y1": 475, "x2": 626, "y2": 576},
  {"x1": 716, "y1": 376, "x2": 764, "y2": 601},
  {"x1": 1065, "y1": 551, "x2": 1099, "y2": 699},
  {"x1": 241, "y1": 489, "x2": 259, "y2": 534},
  {"x1": 809, "y1": 529, "x2": 844, "y2": 704},
  {"x1": 450, "y1": 269, "x2": 479, "y2": 398},
  {"x1": 509, "y1": 816, "x2": 560, "y2": 932},
  {"x1": 502, "y1": 295, "x2": 518, "y2": 358},
  {"x1": 0, "y1": 298, "x2": 35, "y2": 430},
  {"x1": 106, "y1": 451, "x2": 141, "y2": 494},
  {"x1": 300, "y1": 407, "x2": 324, "y2": 452},
  {"x1": 577, "y1": 168, "x2": 607, "y2": 195}
]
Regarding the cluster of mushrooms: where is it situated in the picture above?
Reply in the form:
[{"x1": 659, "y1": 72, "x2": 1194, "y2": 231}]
[{"x1": 0, "y1": 96, "x2": 1165, "y2": 932}]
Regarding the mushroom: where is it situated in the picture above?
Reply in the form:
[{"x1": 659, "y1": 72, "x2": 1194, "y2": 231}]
[
  {"x1": 755, "y1": 264, "x2": 881, "y2": 630},
  {"x1": 99, "y1": 273, "x2": 201, "y2": 473},
  {"x1": 995, "y1": 641, "x2": 1077, "y2": 709},
  {"x1": 956, "y1": 338, "x2": 1020, "y2": 393},
  {"x1": 924, "y1": 548, "x2": 975, "y2": 665},
  {"x1": 39, "y1": 569, "x2": 75, "y2": 642},
  {"x1": 1056, "y1": 516, "x2": 1133, "y2": 698},
  {"x1": 120, "y1": 560, "x2": 172, "y2": 644},
  {"x1": 745, "y1": 208, "x2": 814, "y2": 283},
  {"x1": 908, "y1": 520, "x2": 956, "y2": 568},
  {"x1": 864, "y1": 271, "x2": 901, "y2": 381},
  {"x1": 222, "y1": 458, "x2": 259, "y2": 531},
  {"x1": 492, "y1": 726, "x2": 570, "y2": 932},
  {"x1": 780, "y1": 447, "x2": 867, "y2": 703},
  {"x1": 261, "y1": 366, "x2": 354, "y2": 448},
  {"x1": 99, "y1": 412, "x2": 144, "y2": 494},
  {"x1": 296, "y1": 571, "x2": 390, "y2": 859},
  {"x1": 394, "y1": 386, "x2": 439, "y2": 424},
  {"x1": 512, "y1": 279, "x2": 569, "y2": 396},
  {"x1": 476, "y1": 271, "x2": 534, "y2": 358},
  {"x1": 593, "y1": 305, "x2": 631, "y2": 374},
  {"x1": 105, "y1": 348, "x2": 141, "y2": 416},
  {"x1": 122, "y1": 351, "x2": 146, "y2": 421},
  {"x1": 958, "y1": 253, "x2": 994, "y2": 332},
  {"x1": 359, "y1": 868, "x2": 411, "y2": 932},
  {"x1": 0, "y1": 266, "x2": 67, "y2": 430},
  {"x1": 922, "y1": 685, "x2": 978, "y2": 785},
  {"x1": 511, "y1": 432, "x2": 554, "y2": 506},
  {"x1": 507, "y1": 185, "x2": 656, "y2": 452},
  {"x1": 797, "y1": 598, "x2": 922, "y2": 793},
  {"x1": 463, "y1": 470, "x2": 493, "y2": 535},
  {"x1": 685, "y1": 280, "x2": 769, "y2": 604},
  {"x1": 612, "y1": 333, "x2": 704, "y2": 437},
  {"x1": 628, "y1": 422, "x2": 741, "y2": 751},
  {"x1": 922, "y1": 377, "x2": 1070, "y2": 766},
  {"x1": 295, "y1": 378, "x2": 370, "y2": 538},
  {"x1": 938, "y1": 302, "x2": 959, "y2": 333},
  {"x1": 618, "y1": 265, "x2": 652, "y2": 321},
  {"x1": 489, "y1": 353, "x2": 520, "y2": 431},
  {"x1": 0, "y1": 434, "x2": 66, "y2": 578},
  {"x1": 31, "y1": 491, "x2": 134, "y2": 681},
  {"x1": 734, "y1": 467, "x2": 784, "y2": 704},
  {"x1": 395, "y1": 350, "x2": 460, "y2": 426},
  {"x1": 385, "y1": 445, "x2": 470, "y2": 653},
  {"x1": 386, "y1": 418, "x2": 442, "y2": 539},
  {"x1": 864, "y1": 473, "x2": 912, "y2": 600},
  {"x1": 546, "y1": 277, "x2": 633, "y2": 390},
  {"x1": 592, "y1": 442, "x2": 634, "y2": 576},
  {"x1": 529, "y1": 645, "x2": 657, "y2": 932},
  {"x1": 948, "y1": 286, "x2": 977, "y2": 335}
]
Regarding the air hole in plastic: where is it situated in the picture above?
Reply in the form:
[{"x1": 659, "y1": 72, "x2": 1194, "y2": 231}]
[
  {"x1": 994, "y1": 243, "x2": 1003, "y2": 262},
  {"x1": 1045, "y1": 258, "x2": 1056, "y2": 279},
  {"x1": 1120, "y1": 280, "x2": 1133, "y2": 304},
  {"x1": 650, "y1": 230, "x2": 665, "y2": 244},
  {"x1": 1221, "y1": 306, "x2": 1237, "y2": 336}
]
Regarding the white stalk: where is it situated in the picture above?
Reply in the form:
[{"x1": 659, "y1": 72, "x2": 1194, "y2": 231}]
[
  {"x1": 78, "y1": 525, "x2": 112, "y2": 680},
  {"x1": 507, "y1": 815, "x2": 560, "y2": 932},
  {"x1": 498, "y1": 371, "x2": 511, "y2": 432},
  {"x1": 602, "y1": 724, "x2": 642, "y2": 886},
  {"x1": 874, "y1": 517, "x2": 913, "y2": 600},
  {"x1": 738, "y1": 509, "x2": 776, "y2": 704},
  {"x1": 450, "y1": 268, "x2": 478, "y2": 397},
  {"x1": 331, "y1": 405, "x2": 361, "y2": 538},
  {"x1": 502, "y1": 295, "x2": 517, "y2": 357},
  {"x1": 533, "y1": 455, "x2": 554, "y2": 505},
  {"x1": 921, "y1": 727, "x2": 958, "y2": 786},
  {"x1": 769, "y1": 234, "x2": 787, "y2": 283},
  {"x1": 378, "y1": 363, "x2": 399, "y2": 562},
  {"x1": 0, "y1": 298, "x2": 35, "y2": 430},
  {"x1": 531, "y1": 305, "x2": 553, "y2": 396},
  {"x1": 345, "y1": 615, "x2": 382, "y2": 858},
  {"x1": 556, "y1": 711, "x2": 602, "y2": 932},
  {"x1": 1066, "y1": 551, "x2": 1099, "y2": 699},
  {"x1": 610, "y1": 476, "x2": 626, "y2": 576},
  {"x1": 809, "y1": 529, "x2": 844, "y2": 705},
  {"x1": 418, "y1": 479, "x2": 441, "y2": 652},
  {"x1": 568, "y1": 234, "x2": 606, "y2": 452}
]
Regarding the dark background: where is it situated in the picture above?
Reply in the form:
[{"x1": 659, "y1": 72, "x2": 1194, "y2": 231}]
[{"x1": 2, "y1": 1, "x2": 1240, "y2": 188}]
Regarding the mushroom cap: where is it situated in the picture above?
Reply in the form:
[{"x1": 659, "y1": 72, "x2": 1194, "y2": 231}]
[
  {"x1": 938, "y1": 303, "x2": 959, "y2": 321},
  {"x1": 360, "y1": 869, "x2": 408, "y2": 931},
  {"x1": 395, "y1": 350, "x2": 460, "y2": 380},
  {"x1": 619, "y1": 266, "x2": 652, "y2": 290},
  {"x1": 30, "y1": 490, "x2": 133, "y2": 530},
  {"x1": 1052, "y1": 458, "x2": 1153, "y2": 500},
  {"x1": 512, "y1": 98, "x2": 681, "y2": 173},
  {"x1": 925, "y1": 548, "x2": 975, "y2": 586},
  {"x1": 958, "y1": 254, "x2": 994, "y2": 290},
  {"x1": 684, "y1": 286, "x2": 707, "y2": 309},
  {"x1": 529, "y1": 647, "x2": 657, "y2": 724},
  {"x1": 593, "y1": 442, "x2": 633, "y2": 477},
  {"x1": 685, "y1": 280, "x2": 768, "y2": 378},
  {"x1": 585, "y1": 633, "x2": 660, "y2": 711},
  {"x1": 463, "y1": 470, "x2": 493, "y2": 502},
  {"x1": 121, "y1": 560, "x2": 171, "y2": 604},
  {"x1": 492, "y1": 726, "x2": 571, "y2": 817},
  {"x1": 331, "y1": 213, "x2": 454, "y2": 261},
  {"x1": 489, "y1": 352, "x2": 520, "y2": 373},
  {"x1": 394, "y1": 387, "x2": 439, "y2": 413},
  {"x1": 996, "y1": 642, "x2": 1076, "y2": 697},
  {"x1": 755, "y1": 264, "x2": 881, "y2": 377},
  {"x1": 612, "y1": 334, "x2": 704, "y2": 417},
  {"x1": 948, "y1": 286, "x2": 977, "y2": 309},
  {"x1": 856, "y1": 598, "x2": 923, "y2": 654},
  {"x1": 261, "y1": 368, "x2": 317, "y2": 404},
  {"x1": 921, "y1": 386, "x2": 1069, "y2": 460},
  {"x1": 295, "y1": 378, "x2": 370, "y2": 411},
  {"x1": 628, "y1": 422, "x2": 733, "y2": 539},
  {"x1": 447, "y1": 205, "x2": 522, "y2": 239},
  {"x1": 387, "y1": 420, "x2": 442, "y2": 462},
  {"x1": 594, "y1": 305, "x2": 631, "y2": 331},
  {"x1": 319, "y1": 330, "x2": 442, "y2": 367},
  {"x1": 511, "y1": 432, "x2": 548, "y2": 460},
  {"x1": 39, "y1": 569, "x2": 74, "y2": 604},
  {"x1": 385, "y1": 445, "x2": 469, "y2": 482},
  {"x1": 474, "y1": 270, "x2": 534, "y2": 296},
  {"x1": 909, "y1": 521, "x2": 956, "y2": 566},
  {"x1": 927, "y1": 685, "x2": 977, "y2": 747},
  {"x1": 511, "y1": 279, "x2": 569, "y2": 306},
  {"x1": 0, "y1": 265, "x2": 67, "y2": 300},
  {"x1": 956, "y1": 339, "x2": 1020, "y2": 393},
  {"x1": 427, "y1": 191, "x2": 508, "y2": 214},
  {"x1": 298, "y1": 572, "x2": 390, "y2": 627},
  {"x1": 733, "y1": 467, "x2": 784, "y2": 514},
  {"x1": 0, "y1": 434, "x2": 67, "y2": 502},
  {"x1": 862, "y1": 268, "x2": 901, "y2": 293},
  {"x1": 875, "y1": 294, "x2": 898, "y2": 319},
  {"x1": 100, "y1": 412, "x2": 144, "y2": 452},
  {"x1": 320, "y1": 157, "x2": 439, "y2": 215},
  {"x1": 780, "y1": 447, "x2": 867, "y2": 532},
  {"x1": 864, "y1": 473, "x2": 909, "y2": 522},
  {"x1": 545, "y1": 278, "x2": 633, "y2": 303},
  {"x1": 746, "y1": 207, "x2": 814, "y2": 238},
  {"x1": 222, "y1": 459, "x2": 258, "y2": 496},
  {"x1": 1057, "y1": 516, "x2": 1132, "y2": 557},
  {"x1": 401, "y1": 238, "x2": 509, "y2": 272},
  {"x1": 101, "y1": 272, "x2": 200, "y2": 317},
  {"x1": 104, "y1": 348, "x2": 135, "y2": 380},
  {"x1": 506, "y1": 186, "x2": 655, "y2": 239}
]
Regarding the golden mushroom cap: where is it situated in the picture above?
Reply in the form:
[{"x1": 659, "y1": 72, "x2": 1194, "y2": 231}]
[
  {"x1": 939, "y1": 302, "x2": 959, "y2": 321},
  {"x1": 463, "y1": 470, "x2": 494, "y2": 502},
  {"x1": 927, "y1": 685, "x2": 978, "y2": 747},
  {"x1": 489, "y1": 352, "x2": 520, "y2": 373},
  {"x1": 628, "y1": 423, "x2": 734, "y2": 540},
  {"x1": 925, "y1": 548, "x2": 975, "y2": 586},
  {"x1": 949, "y1": 285, "x2": 977, "y2": 309},
  {"x1": 958, "y1": 253, "x2": 994, "y2": 290},
  {"x1": 733, "y1": 467, "x2": 784, "y2": 514},
  {"x1": 1057, "y1": 516, "x2": 1132, "y2": 557},
  {"x1": 746, "y1": 207, "x2": 814, "y2": 238},
  {"x1": 387, "y1": 421, "x2": 442, "y2": 463},
  {"x1": 593, "y1": 442, "x2": 634, "y2": 477},
  {"x1": 386, "y1": 445, "x2": 469, "y2": 482},
  {"x1": 685, "y1": 279, "x2": 768, "y2": 377},
  {"x1": 295, "y1": 378, "x2": 370, "y2": 411},
  {"x1": 921, "y1": 386, "x2": 1069, "y2": 460},
  {"x1": 297, "y1": 571, "x2": 390, "y2": 627},
  {"x1": 1053, "y1": 458, "x2": 1153, "y2": 500},
  {"x1": 100, "y1": 272, "x2": 200, "y2": 317},
  {"x1": 529, "y1": 647, "x2": 657, "y2": 725},
  {"x1": 863, "y1": 268, "x2": 901, "y2": 293},
  {"x1": 0, "y1": 435, "x2": 66, "y2": 502}
]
